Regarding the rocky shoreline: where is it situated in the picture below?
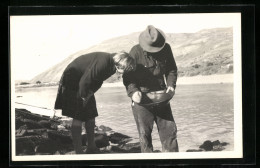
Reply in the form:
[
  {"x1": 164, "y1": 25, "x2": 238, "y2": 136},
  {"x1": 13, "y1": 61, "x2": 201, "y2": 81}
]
[{"x1": 15, "y1": 108, "x2": 229, "y2": 155}]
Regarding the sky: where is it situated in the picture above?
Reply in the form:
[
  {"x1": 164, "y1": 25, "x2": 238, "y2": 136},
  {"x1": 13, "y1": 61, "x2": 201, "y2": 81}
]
[{"x1": 10, "y1": 13, "x2": 241, "y2": 80}]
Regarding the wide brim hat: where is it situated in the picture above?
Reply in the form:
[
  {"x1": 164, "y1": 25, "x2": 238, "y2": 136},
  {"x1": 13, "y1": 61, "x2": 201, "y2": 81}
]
[{"x1": 139, "y1": 25, "x2": 166, "y2": 53}]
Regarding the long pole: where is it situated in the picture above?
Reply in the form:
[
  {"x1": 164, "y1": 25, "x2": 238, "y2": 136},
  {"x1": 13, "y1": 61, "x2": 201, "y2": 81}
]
[{"x1": 15, "y1": 102, "x2": 56, "y2": 117}]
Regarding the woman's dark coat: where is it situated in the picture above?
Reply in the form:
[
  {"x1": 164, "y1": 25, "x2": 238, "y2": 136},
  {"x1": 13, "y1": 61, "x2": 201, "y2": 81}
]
[{"x1": 54, "y1": 52, "x2": 116, "y2": 121}]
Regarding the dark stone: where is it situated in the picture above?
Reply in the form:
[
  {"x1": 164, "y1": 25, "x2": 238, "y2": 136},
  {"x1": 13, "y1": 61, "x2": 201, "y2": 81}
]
[
  {"x1": 82, "y1": 133, "x2": 110, "y2": 148},
  {"x1": 25, "y1": 129, "x2": 48, "y2": 136},
  {"x1": 16, "y1": 135, "x2": 49, "y2": 147},
  {"x1": 16, "y1": 108, "x2": 60, "y2": 124},
  {"x1": 61, "y1": 120, "x2": 72, "y2": 129},
  {"x1": 16, "y1": 108, "x2": 31, "y2": 114},
  {"x1": 95, "y1": 133, "x2": 110, "y2": 148},
  {"x1": 15, "y1": 117, "x2": 25, "y2": 129},
  {"x1": 47, "y1": 130, "x2": 72, "y2": 144},
  {"x1": 99, "y1": 125, "x2": 112, "y2": 132},
  {"x1": 220, "y1": 142, "x2": 229, "y2": 146},
  {"x1": 109, "y1": 132, "x2": 131, "y2": 144},
  {"x1": 212, "y1": 140, "x2": 221, "y2": 146},
  {"x1": 35, "y1": 139, "x2": 60, "y2": 154},
  {"x1": 95, "y1": 129, "x2": 107, "y2": 134},
  {"x1": 38, "y1": 120, "x2": 52, "y2": 129},
  {"x1": 15, "y1": 125, "x2": 28, "y2": 137},
  {"x1": 212, "y1": 145, "x2": 225, "y2": 151},
  {"x1": 58, "y1": 143, "x2": 74, "y2": 154},
  {"x1": 16, "y1": 109, "x2": 48, "y2": 122},
  {"x1": 50, "y1": 123, "x2": 59, "y2": 130},
  {"x1": 199, "y1": 140, "x2": 213, "y2": 151},
  {"x1": 23, "y1": 119, "x2": 44, "y2": 129},
  {"x1": 16, "y1": 139, "x2": 35, "y2": 155},
  {"x1": 119, "y1": 142, "x2": 141, "y2": 153}
]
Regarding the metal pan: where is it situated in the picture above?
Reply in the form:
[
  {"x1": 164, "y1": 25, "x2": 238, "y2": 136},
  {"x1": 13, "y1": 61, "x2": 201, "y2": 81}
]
[{"x1": 138, "y1": 90, "x2": 173, "y2": 107}]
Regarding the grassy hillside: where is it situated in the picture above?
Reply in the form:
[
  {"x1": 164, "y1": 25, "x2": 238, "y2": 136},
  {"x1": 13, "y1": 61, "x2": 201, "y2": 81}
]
[{"x1": 30, "y1": 27, "x2": 233, "y2": 84}]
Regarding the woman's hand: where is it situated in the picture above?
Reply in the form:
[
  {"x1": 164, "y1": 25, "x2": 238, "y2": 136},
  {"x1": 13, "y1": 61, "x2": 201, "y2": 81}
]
[{"x1": 132, "y1": 91, "x2": 142, "y2": 103}]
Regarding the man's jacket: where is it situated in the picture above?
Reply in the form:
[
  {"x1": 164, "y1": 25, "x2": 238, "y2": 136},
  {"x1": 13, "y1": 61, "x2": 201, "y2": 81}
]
[{"x1": 123, "y1": 43, "x2": 178, "y2": 97}]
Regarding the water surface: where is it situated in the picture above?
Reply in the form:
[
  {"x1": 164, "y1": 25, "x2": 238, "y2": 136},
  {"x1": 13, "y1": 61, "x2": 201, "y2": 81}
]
[{"x1": 15, "y1": 84, "x2": 234, "y2": 152}]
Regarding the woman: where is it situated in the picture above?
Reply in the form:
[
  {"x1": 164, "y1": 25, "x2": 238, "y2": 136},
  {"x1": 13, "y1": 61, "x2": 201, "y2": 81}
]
[{"x1": 54, "y1": 51, "x2": 135, "y2": 154}]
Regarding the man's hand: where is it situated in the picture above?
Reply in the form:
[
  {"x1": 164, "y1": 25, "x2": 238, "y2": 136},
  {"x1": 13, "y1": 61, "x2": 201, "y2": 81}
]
[
  {"x1": 166, "y1": 86, "x2": 175, "y2": 97},
  {"x1": 132, "y1": 91, "x2": 142, "y2": 103}
]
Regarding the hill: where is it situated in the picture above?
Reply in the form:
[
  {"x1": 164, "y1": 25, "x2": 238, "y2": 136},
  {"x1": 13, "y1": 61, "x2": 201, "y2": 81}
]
[{"x1": 30, "y1": 27, "x2": 233, "y2": 84}]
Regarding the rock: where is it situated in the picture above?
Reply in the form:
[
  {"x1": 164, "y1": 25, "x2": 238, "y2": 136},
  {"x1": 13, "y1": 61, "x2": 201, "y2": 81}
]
[
  {"x1": 197, "y1": 140, "x2": 229, "y2": 152},
  {"x1": 16, "y1": 108, "x2": 153, "y2": 155},
  {"x1": 61, "y1": 119, "x2": 72, "y2": 129},
  {"x1": 16, "y1": 138, "x2": 35, "y2": 155},
  {"x1": 16, "y1": 135, "x2": 48, "y2": 147},
  {"x1": 47, "y1": 130, "x2": 72, "y2": 144},
  {"x1": 220, "y1": 142, "x2": 229, "y2": 146},
  {"x1": 15, "y1": 117, "x2": 25, "y2": 129},
  {"x1": 57, "y1": 125, "x2": 67, "y2": 131},
  {"x1": 99, "y1": 125, "x2": 112, "y2": 132},
  {"x1": 25, "y1": 129, "x2": 48, "y2": 137},
  {"x1": 109, "y1": 132, "x2": 131, "y2": 144},
  {"x1": 38, "y1": 120, "x2": 52, "y2": 129},
  {"x1": 100, "y1": 145, "x2": 112, "y2": 152},
  {"x1": 16, "y1": 108, "x2": 52, "y2": 122},
  {"x1": 23, "y1": 119, "x2": 44, "y2": 129},
  {"x1": 199, "y1": 140, "x2": 213, "y2": 151},
  {"x1": 17, "y1": 133, "x2": 74, "y2": 155},
  {"x1": 212, "y1": 145, "x2": 225, "y2": 151},
  {"x1": 50, "y1": 123, "x2": 59, "y2": 130},
  {"x1": 95, "y1": 133, "x2": 110, "y2": 148},
  {"x1": 35, "y1": 139, "x2": 60, "y2": 154},
  {"x1": 15, "y1": 125, "x2": 28, "y2": 137},
  {"x1": 119, "y1": 142, "x2": 141, "y2": 153},
  {"x1": 57, "y1": 144, "x2": 74, "y2": 154},
  {"x1": 212, "y1": 140, "x2": 221, "y2": 146},
  {"x1": 83, "y1": 133, "x2": 112, "y2": 149},
  {"x1": 16, "y1": 108, "x2": 61, "y2": 124}
]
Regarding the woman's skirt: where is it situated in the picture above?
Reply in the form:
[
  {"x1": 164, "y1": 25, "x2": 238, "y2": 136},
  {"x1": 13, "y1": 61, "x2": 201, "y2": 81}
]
[{"x1": 54, "y1": 66, "x2": 98, "y2": 121}]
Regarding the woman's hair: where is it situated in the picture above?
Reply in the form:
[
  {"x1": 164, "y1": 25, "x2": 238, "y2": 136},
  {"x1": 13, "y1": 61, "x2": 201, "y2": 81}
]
[{"x1": 113, "y1": 51, "x2": 135, "y2": 73}]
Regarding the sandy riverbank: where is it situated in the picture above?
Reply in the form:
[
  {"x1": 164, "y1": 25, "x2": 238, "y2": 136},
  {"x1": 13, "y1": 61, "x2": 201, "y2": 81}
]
[
  {"x1": 102, "y1": 74, "x2": 234, "y2": 87},
  {"x1": 15, "y1": 74, "x2": 234, "y2": 89}
]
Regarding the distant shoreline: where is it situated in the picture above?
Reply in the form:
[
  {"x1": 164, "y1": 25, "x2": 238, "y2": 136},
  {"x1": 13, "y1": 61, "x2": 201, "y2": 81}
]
[
  {"x1": 15, "y1": 74, "x2": 233, "y2": 89},
  {"x1": 102, "y1": 74, "x2": 234, "y2": 87}
]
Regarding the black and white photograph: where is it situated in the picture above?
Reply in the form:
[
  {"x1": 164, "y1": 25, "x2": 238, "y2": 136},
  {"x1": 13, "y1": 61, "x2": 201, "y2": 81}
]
[{"x1": 10, "y1": 12, "x2": 243, "y2": 161}]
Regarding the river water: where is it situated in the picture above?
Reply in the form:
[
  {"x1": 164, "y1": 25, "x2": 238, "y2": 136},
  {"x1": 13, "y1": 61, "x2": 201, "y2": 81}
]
[{"x1": 14, "y1": 83, "x2": 234, "y2": 152}]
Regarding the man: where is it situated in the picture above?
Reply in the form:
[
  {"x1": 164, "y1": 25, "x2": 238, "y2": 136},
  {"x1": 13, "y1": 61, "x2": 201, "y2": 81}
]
[
  {"x1": 123, "y1": 25, "x2": 179, "y2": 152},
  {"x1": 54, "y1": 51, "x2": 135, "y2": 154}
]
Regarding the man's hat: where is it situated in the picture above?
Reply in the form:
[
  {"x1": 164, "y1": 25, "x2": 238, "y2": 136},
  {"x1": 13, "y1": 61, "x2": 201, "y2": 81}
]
[{"x1": 139, "y1": 25, "x2": 166, "y2": 53}]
